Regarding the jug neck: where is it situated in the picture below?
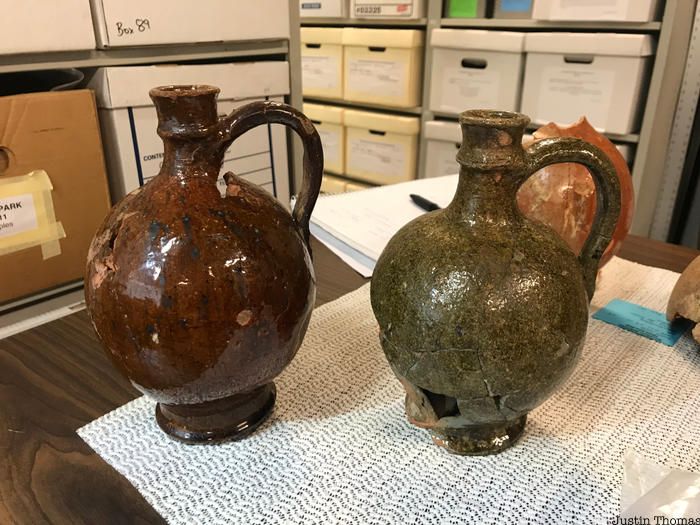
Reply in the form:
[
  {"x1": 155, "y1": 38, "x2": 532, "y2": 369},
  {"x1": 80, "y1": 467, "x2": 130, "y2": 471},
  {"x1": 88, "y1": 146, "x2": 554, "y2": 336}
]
[
  {"x1": 448, "y1": 110, "x2": 530, "y2": 226},
  {"x1": 150, "y1": 85, "x2": 226, "y2": 178}
]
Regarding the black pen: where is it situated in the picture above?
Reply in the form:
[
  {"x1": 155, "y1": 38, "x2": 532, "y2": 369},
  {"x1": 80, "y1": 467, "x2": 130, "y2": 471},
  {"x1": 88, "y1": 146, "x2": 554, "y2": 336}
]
[{"x1": 410, "y1": 193, "x2": 441, "y2": 212}]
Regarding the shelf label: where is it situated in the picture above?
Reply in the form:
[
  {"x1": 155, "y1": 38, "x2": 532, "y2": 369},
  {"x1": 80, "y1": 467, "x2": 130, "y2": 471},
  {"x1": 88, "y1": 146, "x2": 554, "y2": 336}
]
[
  {"x1": 353, "y1": 0, "x2": 415, "y2": 17},
  {"x1": 347, "y1": 58, "x2": 405, "y2": 98},
  {"x1": 441, "y1": 66, "x2": 501, "y2": 111},
  {"x1": 549, "y1": 0, "x2": 629, "y2": 20},
  {"x1": 302, "y1": 55, "x2": 340, "y2": 91},
  {"x1": 318, "y1": 128, "x2": 342, "y2": 167},
  {"x1": 535, "y1": 66, "x2": 615, "y2": 131},
  {"x1": 348, "y1": 138, "x2": 407, "y2": 182},
  {"x1": 593, "y1": 299, "x2": 691, "y2": 347}
]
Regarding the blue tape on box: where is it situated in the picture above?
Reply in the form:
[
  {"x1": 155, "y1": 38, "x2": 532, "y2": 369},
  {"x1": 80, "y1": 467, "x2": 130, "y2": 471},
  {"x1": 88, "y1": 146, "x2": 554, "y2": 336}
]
[
  {"x1": 500, "y1": 0, "x2": 532, "y2": 12},
  {"x1": 592, "y1": 299, "x2": 691, "y2": 347}
]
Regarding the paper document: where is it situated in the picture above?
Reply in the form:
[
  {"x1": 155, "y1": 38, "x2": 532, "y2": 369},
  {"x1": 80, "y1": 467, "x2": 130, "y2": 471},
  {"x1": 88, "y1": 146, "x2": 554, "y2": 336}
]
[{"x1": 310, "y1": 175, "x2": 459, "y2": 277}]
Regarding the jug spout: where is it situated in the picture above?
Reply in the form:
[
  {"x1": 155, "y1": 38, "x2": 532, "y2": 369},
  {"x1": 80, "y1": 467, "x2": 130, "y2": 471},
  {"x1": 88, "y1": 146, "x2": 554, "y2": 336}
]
[
  {"x1": 150, "y1": 85, "x2": 221, "y2": 138},
  {"x1": 149, "y1": 85, "x2": 226, "y2": 177},
  {"x1": 457, "y1": 110, "x2": 530, "y2": 172}
]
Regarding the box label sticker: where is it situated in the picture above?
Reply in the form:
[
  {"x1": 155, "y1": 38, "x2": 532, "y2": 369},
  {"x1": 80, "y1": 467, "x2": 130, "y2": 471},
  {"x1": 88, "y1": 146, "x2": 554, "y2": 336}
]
[
  {"x1": 0, "y1": 193, "x2": 37, "y2": 238},
  {"x1": 535, "y1": 66, "x2": 615, "y2": 131},
  {"x1": 302, "y1": 55, "x2": 340, "y2": 90},
  {"x1": 348, "y1": 138, "x2": 407, "y2": 181},
  {"x1": 354, "y1": 0, "x2": 414, "y2": 17},
  {"x1": 592, "y1": 299, "x2": 691, "y2": 347},
  {"x1": 347, "y1": 59, "x2": 405, "y2": 98},
  {"x1": 447, "y1": 0, "x2": 478, "y2": 17},
  {"x1": 550, "y1": 0, "x2": 629, "y2": 20},
  {"x1": 500, "y1": 0, "x2": 532, "y2": 12},
  {"x1": 318, "y1": 128, "x2": 342, "y2": 168},
  {"x1": 442, "y1": 67, "x2": 501, "y2": 111},
  {"x1": 0, "y1": 170, "x2": 66, "y2": 260}
]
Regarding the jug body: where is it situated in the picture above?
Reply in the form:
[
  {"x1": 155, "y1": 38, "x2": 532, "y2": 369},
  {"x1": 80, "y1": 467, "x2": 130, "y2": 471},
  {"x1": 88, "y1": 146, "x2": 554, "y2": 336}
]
[
  {"x1": 371, "y1": 110, "x2": 620, "y2": 455},
  {"x1": 85, "y1": 86, "x2": 323, "y2": 443}
]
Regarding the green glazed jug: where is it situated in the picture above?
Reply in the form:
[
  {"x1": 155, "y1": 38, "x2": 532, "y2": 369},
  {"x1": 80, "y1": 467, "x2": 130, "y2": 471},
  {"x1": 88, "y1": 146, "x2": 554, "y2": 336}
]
[{"x1": 371, "y1": 109, "x2": 620, "y2": 455}]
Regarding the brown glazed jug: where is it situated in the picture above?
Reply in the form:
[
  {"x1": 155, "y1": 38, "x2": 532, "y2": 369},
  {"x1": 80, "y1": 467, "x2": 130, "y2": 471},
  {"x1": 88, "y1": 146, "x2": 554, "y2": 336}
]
[
  {"x1": 85, "y1": 86, "x2": 323, "y2": 443},
  {"x1": 371, "y1": 110, "x2": 620, "y2": 455}
]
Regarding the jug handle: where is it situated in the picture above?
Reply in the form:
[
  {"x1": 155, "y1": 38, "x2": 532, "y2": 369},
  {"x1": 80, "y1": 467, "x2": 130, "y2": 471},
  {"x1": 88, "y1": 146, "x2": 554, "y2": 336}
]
[
  {"x1": 522, "y1": 137, "x2": 621, "y2": 300},
  {"x1": 218, "y1": 100, "x2": 324, "y2": 252}
]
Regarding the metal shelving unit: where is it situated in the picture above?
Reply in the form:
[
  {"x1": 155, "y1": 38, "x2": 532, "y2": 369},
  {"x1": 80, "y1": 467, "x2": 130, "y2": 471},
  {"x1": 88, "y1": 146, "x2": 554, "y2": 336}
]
[
  {"x1": 301, "y1": 17, "x2": 427, "y2": 27},
  {"x1": 421, "y1": 0, "x2": 697, "y2": 238},
  {"x1": 439, "y1": 18, "x2": 662, "y2": 31},
  {"x1": 431, "y1": 111, "x2": 641, "y2": 143},
  {"x1": 304, "y1": 95, "x2": 422, "y2": 115},
  {"x1": 0, "y1": 40, "x2": 290, "y2": 74},
  {"x1": 303, "y1": 0, "x2": 697, "y2": 237}
]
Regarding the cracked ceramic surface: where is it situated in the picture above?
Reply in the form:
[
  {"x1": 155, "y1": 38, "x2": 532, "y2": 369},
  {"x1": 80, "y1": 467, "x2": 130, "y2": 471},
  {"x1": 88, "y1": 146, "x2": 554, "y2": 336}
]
[
  {"x1": 85, "y1": 86, "x2": 323, "y2": 443},
  {"x1": 371, "y1": 109, "x2": 620, "y2": 455},
  {"x1": 667, "y1": 255, "x2": 700, "y2": 343}
]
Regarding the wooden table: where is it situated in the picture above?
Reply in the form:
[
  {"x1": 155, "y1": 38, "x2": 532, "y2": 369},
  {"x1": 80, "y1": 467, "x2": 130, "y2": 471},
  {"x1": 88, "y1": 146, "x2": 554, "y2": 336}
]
[{"x1": 0, "y1": 235, "x2": 697, "y2": 524}]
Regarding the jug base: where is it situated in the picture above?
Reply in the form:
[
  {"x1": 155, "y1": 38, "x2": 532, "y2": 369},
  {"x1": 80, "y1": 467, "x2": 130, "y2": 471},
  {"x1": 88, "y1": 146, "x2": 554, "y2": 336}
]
[
  {"x1": 155, "y1": 382, "x2": 276, "y2": 444},
  {"x1": 430, "y1": 415, "x2": 527, "y2": 455}
]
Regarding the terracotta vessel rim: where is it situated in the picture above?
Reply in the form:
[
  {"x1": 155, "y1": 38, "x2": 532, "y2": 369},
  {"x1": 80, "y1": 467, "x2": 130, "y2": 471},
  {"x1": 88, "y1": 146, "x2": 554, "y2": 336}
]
[{"x1": 460, "y1": 109, "x2": 530, "y2": 129}]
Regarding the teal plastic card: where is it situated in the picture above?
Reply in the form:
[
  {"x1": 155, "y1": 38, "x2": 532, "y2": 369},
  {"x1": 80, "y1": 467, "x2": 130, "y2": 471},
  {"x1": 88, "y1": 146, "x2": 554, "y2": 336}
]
[{"x1": 592, "y1": 299, "x2": 691, "y2": 347}]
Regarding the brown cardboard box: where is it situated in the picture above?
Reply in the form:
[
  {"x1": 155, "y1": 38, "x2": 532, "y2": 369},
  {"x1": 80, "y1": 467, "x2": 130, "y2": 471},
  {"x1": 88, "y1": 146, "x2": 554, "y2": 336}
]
[{"x1": 0, "y1": 90, "x2": 111, "y2": 305}]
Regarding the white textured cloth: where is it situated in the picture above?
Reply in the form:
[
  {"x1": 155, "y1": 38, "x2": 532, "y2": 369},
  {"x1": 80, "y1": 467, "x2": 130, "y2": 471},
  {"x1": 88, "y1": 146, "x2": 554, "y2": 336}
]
[{"x1": 78, "y1": 257, "x2": 700, "y2": 525}]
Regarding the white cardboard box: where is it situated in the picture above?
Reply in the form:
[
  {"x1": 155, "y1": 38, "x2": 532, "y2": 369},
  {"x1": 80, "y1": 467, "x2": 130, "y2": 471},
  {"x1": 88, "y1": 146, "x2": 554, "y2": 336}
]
[
  {"x1": 423, "y1": 120, "x2": 461, "y2": 178},
  {"x1": 301, "y1": 28, "x2": 344, "y2": 99},
  {"x1": 89, "y1": 62, "x2": 291, "y2": 203},
  {"x1": 532, "y1": 0, "x2": 660, "y2": 22},
  {"x1": 90, "y1": 0, "x2": 290, "y2": 48},
  {"x1": 343, "y1": 28, "x2": 424, "y2": 108},
  {"x1": 304, "y1": 103, "x2": 345, "y2": 175},
  {"x1": 351, "y1": 0, "x2": 425, "y2": 18},
  {"x1": 429, "y1": 29, "x2": 526, "y2": 115},
  {"x1": 0, "y1": 0, "x2": 95, "y2": 55},
  {"x1": 520, "y1": 33, "x2": 654, "y2": 135},
  {"x1": 344, "y1": 109, "x2": 419, "y2": 184},
  {"x1": 300, "y1": 0, "x2": 347, "y2": 17}
]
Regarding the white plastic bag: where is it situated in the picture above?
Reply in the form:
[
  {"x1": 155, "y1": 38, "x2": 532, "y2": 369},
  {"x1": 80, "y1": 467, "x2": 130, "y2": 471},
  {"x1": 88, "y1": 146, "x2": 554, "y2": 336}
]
[{"x1": 621, "y1": 450, "x2": 700, "y2": 520}]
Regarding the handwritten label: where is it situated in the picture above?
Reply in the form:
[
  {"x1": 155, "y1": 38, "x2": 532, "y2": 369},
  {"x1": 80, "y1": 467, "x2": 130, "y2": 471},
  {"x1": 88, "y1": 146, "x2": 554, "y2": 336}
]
[
  {"x1": 115, "y1": 18, "x2": 151, "y2": 37},
  {"x1": 535, "y1": 66, "x2": 615, "y2": 131},
  {"x1": 318, "y1": 128, "x2": 342, "y2": 168},
  {"x1": 592, "y1": 299, "x2": 691, "y2": 347},
  {"x1": 441, "y1": 66, "x2": 501, "y2": 111},
  {"x1": 354, "y1": 0, "x2": 414, "y2": 17},
  {"x1": 0, "y1": 193, "x2": 37, "y2": 238},
  {"x1": 347, "y1": 59, "x2": 405, "y2": 98},
  {"x1": 348, "y1": 138, "x2": 407, "y2": 182},
  {"x1": 302, "y1": 55, "x2": 340, "y2": 90}
]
